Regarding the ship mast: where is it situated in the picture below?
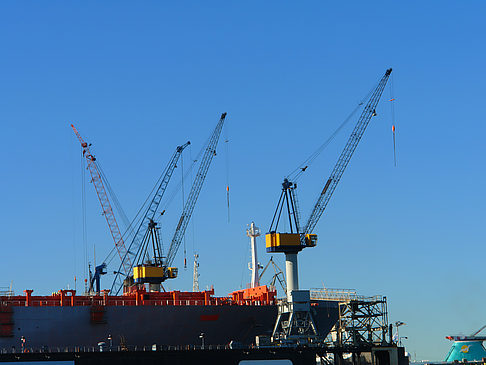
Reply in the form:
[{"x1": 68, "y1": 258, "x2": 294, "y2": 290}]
[{"x1": 247, "y1": 222, "x2": 261, "y2": 288}]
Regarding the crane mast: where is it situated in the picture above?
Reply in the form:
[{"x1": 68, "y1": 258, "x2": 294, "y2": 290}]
[
  {"x1": 302, "y1": 68, "x2": 392, "y2": 237},
  {"x1": 111, "y1": 141, "x2": 190, "y2": 294},
  {"x1": 71, "y1": 124, "x2": 132, "y2": 276},
  {"x1": 165, "y1": 112, "x2": 227, "y2": 269}
]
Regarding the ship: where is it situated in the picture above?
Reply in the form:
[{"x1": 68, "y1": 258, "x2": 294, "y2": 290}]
[
  {"x1": 443, "y1": 326, "x2": 486, "y2": 362},
  {"x1": 0, "y1": 286, "x2": 339, "y2": 349}
]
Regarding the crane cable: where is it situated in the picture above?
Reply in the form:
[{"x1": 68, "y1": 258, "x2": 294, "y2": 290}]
[
  {"x1": 159, "y1": 137, "x2": 207, "y2": 215},
  {"x1": 224, "y1": 123, "x2": 230, "y2": 223},
  {"x1": 389, "y1": 73, "x2": 397, "y2": 167},
  {"x1": 190, "y1": 144, "x2": 196, "y2": 255},
  {"x1": 181, "y1": 152, "x2": 187, "y2": 269},
  {"x1": 103, "y1": 160, "x2": 177, "y2": 268},
  {"x1": 103, "y1": 143, "x2": 202, "y2": 268},
  {"x1": 286, "y1": 83, "x2": 377, "y2": 182},
  {"x1": 96, "y1": 160, "x2": 130, "y2": 229},
  {"x1": 81, "y1": 154, "x2": 88, "y2": 292},
  {"x1": 104, "y1": 133, "x2": 209, "y2": 270}
]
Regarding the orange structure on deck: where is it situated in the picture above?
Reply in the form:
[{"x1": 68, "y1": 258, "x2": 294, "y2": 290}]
[
  {"x1": 0, "y1": 285, "x2": 276, "y2": 308},
  {"x1": 229, "y1": 285, "x2": 276, "y2": 305}
]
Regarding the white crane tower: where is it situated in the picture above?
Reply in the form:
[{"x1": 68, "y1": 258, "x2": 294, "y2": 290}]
[{"x1": 247, "y1": 222, "x2": 261, "y2": 288}]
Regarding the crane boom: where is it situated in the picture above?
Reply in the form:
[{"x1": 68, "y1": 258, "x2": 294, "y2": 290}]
[
  {"x1": 165, "y1": 113, "x2": 227, "y2": 268},
  {"x1": 70, "y1": 124, "x2": 132, "y2": 275},
  {"x1": 301, "y1": 68, "x2": 392, "y2": 237},
  {"x1": 111, "y1": 141, "x2": 190, "y2": 294}
]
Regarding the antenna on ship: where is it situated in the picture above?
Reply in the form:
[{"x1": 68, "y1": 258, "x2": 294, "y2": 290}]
[{"x1": 247, "y1": 222, "x2": 261, "y2": 288}]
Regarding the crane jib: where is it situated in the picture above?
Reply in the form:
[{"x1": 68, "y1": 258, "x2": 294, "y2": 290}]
[
  {"x1": 165, "y1": 113, "x2": 227, "y2": 269},
  {"x1": 302, "y1": 68, "x2": 392, "y2": 236},
  {"x1": 110, "y1": 141, "x2": 190, "y2": 295},
  {"x1": 71, "y1": 124, "x2": 133, "y2": 277},
  {"x1": 111, "y1": 113, "x2": 227, "y2": 293}
]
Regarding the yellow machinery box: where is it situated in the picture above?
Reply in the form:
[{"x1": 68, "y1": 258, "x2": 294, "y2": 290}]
[
  {"x1": 266, "y1": 233, "x2": 301, "y2": 248},
  {"x1": 133, "y1": 266, "x2": 165, "y2": 281},
  {"x1": 265, "y1": 232, "x2": 317, "y2": 253}
]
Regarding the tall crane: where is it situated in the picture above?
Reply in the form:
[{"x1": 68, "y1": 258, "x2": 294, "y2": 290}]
[
  {"x1": 302, "y1": 68, "x2": 393, "y2": 237},
  {"x1": 111, "y1": 141, "x2": 190, "y2": 294},
  {"x1": 114, "y1": 112, "x2": 227, "y2": 293},
  {"x1": 71, "y1": 124, "x2": 132, "y2": 280},
  {"x1": 165, "y1": 112, "x2": 227, "y2": 270},
  {"x1": 266, "y1": 69, "x2": 392, "y2": 296}
]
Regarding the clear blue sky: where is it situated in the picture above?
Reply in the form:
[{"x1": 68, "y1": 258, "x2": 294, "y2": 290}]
[{"x1": 1, "y1": 1, "x2": 485, "y2": 360}]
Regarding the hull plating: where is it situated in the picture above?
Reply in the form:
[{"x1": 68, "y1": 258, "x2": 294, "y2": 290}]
[{"x1": 0, "y1": 301, "x2": 339, "y2": 349}]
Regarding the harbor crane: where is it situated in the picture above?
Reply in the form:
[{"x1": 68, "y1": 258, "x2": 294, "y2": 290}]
[
  {"x1": 111, "y1": 141, "x2": 190, "y2": 294},
  {"x1": 71, "y1": 124, "x2": 132, "y2": 293},
  {"x1": 113, "y1": 113, "x2": 227, "y2": 294},
  {"x1": 165, "y1": 113, "x2": 227, "y2": 269},
  {"x1": 267, "y1": 69, "x2": 392, "y2": 296}
]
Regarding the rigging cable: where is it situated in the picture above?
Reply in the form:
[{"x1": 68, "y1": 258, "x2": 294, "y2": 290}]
[
  {"x1": 71, "y1": 138, "x2": 77, "y2": 293},
  {"x1": 389, "y1": 73, "x2": 397, "y2": 167},
  {"x1": 181, "y1": 152, "x2": 187, "y2": 269},
  {"x1": 103, "y1": 142, "x2": 196, "y2": 268},
  {"x1": 286, "y1": 84, "x2": 377, "y2": 182},
  {"x1": 81, "y1": 153, "x2": 88, "y2": 293},
  {"x1": 190, "y1": 143, "x2": 196, "y2": 255},
  {"x1": 224, "y1": 124, "x2": 230, "y2": 223},
  {"x1": 103, "y1": 143, "x2": 202, "y2": 269},
  {"x1": 159, "y1": 134, "x2": 207, "y2": 214},
  {"x1": 103, "y1": 164, "x2": 169, "y2": 267},
  {"x1": 97, "y1": 160, "x2": 130, "y2": 229}
]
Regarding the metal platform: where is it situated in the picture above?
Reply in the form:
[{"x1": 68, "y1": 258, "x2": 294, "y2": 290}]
[{"x1": 311, "y1": 288, "x2": 391, "y2": 348}]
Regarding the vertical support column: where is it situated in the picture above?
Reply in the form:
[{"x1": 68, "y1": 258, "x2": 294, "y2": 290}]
[
  {"x1": 247, "y1": 222, "x2": 261, "y2": 288},
  {"x1": 285, "y1": 253, "x2": 299, "y2": 299},
  {"x1": 60, "y1": 290, "x2": 65, "y2": 307},
  {"x1": 173, "y1": 291, "x2": 180, "y2": 305},
  {"x1": 24, "y1": 290, "x2": 33, "y2": 307},
  {"x1": 204, "y1": 291, "x2": 211, "y2": 305}
]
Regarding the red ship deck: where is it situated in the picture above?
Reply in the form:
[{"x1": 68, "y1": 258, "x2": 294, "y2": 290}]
[{"x1": 0, "y1": 285, "x2": 276, "y2": 308}]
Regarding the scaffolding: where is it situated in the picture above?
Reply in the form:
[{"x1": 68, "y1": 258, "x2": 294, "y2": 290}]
[{"x1": 310, "y1": 288, "x2": 390, "y2": 348}]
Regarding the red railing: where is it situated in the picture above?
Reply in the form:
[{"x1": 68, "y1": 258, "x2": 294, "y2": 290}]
[{"x1": 0, "y1": 286, "x2": 276, "y2": 308}]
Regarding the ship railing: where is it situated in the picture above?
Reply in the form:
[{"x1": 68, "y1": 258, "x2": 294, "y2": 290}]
[
  {"x1": 310, "y1": 288, "x2": 384, "y2": 302},
  {"x1": 0, "y1": 344, "x2": 236, "y2": 354},
  {"x1": 0, "y1": 288, "x2": 14, "y2": 297},
  {"x1": 0, "y1": 300, "x2": 23, "y2": 306},
  {"x1": 1, "y1": 298, "x2": 275, "y2": 307}
]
